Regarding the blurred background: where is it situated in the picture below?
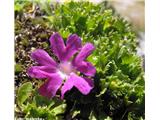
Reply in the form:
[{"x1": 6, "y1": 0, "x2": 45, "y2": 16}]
[{"x1": 108, "y1": 0, "x2": 145, "y2": 58}]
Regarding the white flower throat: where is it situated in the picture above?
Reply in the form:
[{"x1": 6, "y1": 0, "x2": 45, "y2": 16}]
[{"x1": 58, "y1": 62, "x2": 74, "y2": 79}]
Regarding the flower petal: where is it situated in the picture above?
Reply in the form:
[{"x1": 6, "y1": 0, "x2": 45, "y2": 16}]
[
  {"x1": 39, "y1": 74, "x2": 63, "y2": 99},
  {"x1": 27, "y1": 66, "x2": 56, "y2": 79},
  {"x1": 75, "y1": 61, "x2": 96, "y2": 77},
  {"x1": 31, "y1": 49, "x2": 57, "y2": 67},
  {"x1": 61, "y1": 76, "x2": 74, "y2": 99},
  {"x1": 73, "y1": 43, "x2": 95, "y2": 63},
  {"x1": 84, "y1": 77, "x2": 94, "y2": 87},
  {"x1": 64, "y1": 34, "x2": 82, "y2": 61},
  {"x1": 72, "y1": 74, "x2": 93, "y2": 95},
  {"x1": 61, "y1": 73, "x2": 93, "y2": 99},
  {"x1": 49, "y1": 32, "x2": 66, "y2": 61}
]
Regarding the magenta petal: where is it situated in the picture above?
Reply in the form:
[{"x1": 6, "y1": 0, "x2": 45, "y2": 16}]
[
  {"x1": 39, "y1": 74, "x2": 62, "y2": 99},
  {"x1": 83, "y1": 77, "x2": 94, "y2": 87},
  {"x1": 74, "y1": 43, "x2": 95, "y2": 63},
  {"x1": 61, "y1": 76, "x2": 74, "y2": 99},
  {"x1": 72, "y1": 74, "x2": 93, "y2": 95},
  {"x1": 75, "y1": 61, "x2": 96, "y2": 77},
  {"x1": 31, "y1": 49, "x2": 57, "y2": 67},
  {"x1": 27, "y1": 66, "x2": 56, "y2": 79},
  {"x1": 61, "y1": 73, "x2": 93, "y2": 99},
  {"x1": 64, "y1": 34, "x2": 82, "y2": 61},
  {"x1": 49, "y1": 32, "x2": 66, "y2": 61}
]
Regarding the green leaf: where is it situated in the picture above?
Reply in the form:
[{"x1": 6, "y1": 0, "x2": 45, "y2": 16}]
[
  {"x1": 24, "y1": 103, "x2": 55, "y2": 119},
  {"x1": 72, "y1": 110, "x2": 80, "y2": 118},
  {"x1": 15, "y1": 64, "x2": 23, "y2": 73},
  {"x1": 51, "y1": 103, "x2": 66, "y2": 115},
  {"x1": 17, "y1": 82, "x2": 33, "y2": 106},
  {"x1": 96, "y1": 88, "x2": 107, "y2": 97},
  {"x1": 33, "y1": 94, "x2": 54, "y2": 107},
  {"x1": 89, "y1": 111, "x2": 97, "y2": 120},
  {"x1": 15, "y1": 3, "x2": 23, "y2": 12}
]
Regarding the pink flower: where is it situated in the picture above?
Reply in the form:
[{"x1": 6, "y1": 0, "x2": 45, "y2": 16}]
[{"x1": 27, "y1": 32, "x2": 96, "y2": 99}]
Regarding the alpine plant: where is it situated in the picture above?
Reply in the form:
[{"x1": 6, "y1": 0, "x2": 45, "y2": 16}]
[{"x1": 27, "y1": 32, "x2": 96, "y2": 99}]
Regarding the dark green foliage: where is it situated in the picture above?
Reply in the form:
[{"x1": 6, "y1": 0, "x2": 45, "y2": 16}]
[{"x1": 15, "y1": 1, "x2": 144, "y2": 119}]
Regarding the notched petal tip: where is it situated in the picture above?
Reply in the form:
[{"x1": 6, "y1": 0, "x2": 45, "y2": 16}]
[
  {"x1": 27, "y1": 67, "x2": 34, "y2": 77},
  {"x1": 49, "y1": 32, "x2": 66, "y2": 61},
  {"x1": 84, "y1": 43, "x2": 95, "y2": 52},
  {"x1": 31, "y1": 49, "x2": 43, "y2": 60},
  {"x1": 61, "y1": 73, "x2": 93, "y2": 98},
  {"x1": 73, "y1": 61, "x2": 96, "y2": 77},
  {"x1": 63, "y1": 34, "x2": 82, "y2": 61},
  {"x1": 73, "y1": 42, "x2": 95, "y2": 64},
  {"x1": 50, "y1": 32, "x2": 61, "y2": 40},
  {"x1": 27, "y1": 66, "x2": 46, "y2": 79},
  {"x1": 84, "y1": 77, "x2": 94, "y2": 88},
  {"x1": 27, "y1": 66, "x2": 56, "y2": 79},
  {"x1": 31, "y1": 49, "x2": 57, "y2": 67},
  {"x1": 39, "y1": 74, "x2": 63, "y2": 99},
  {"x1": 83, "y1": 62, "x2": 96, "y2": 77},
  {"x1": 67, "y1": 34, "x2": 82, "y2": 47}
]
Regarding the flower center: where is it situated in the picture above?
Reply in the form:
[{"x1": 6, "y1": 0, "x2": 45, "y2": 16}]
[{"x1": 58, "y1": 62, "x2": 73, "y2": 79}]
